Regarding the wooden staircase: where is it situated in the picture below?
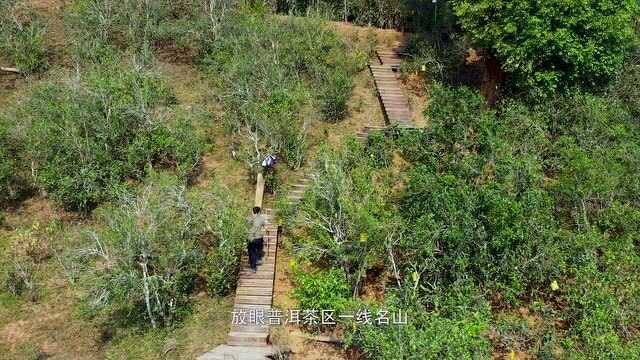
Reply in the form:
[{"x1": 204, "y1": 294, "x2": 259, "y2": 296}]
[
  {"x1": 369, "y1": 46, "x2": 416, "y2": 128},
  {"x1": 227, "y1": 207, "x2": 278, "y2": 347},
  {"x1": 200, "y1": 44, "x2": 411, "y2": 360},
  {"x1": 199, "y1": 175, "x2": 278, "y2": 359},
  {"x1": 375, "y1": 46, "x2": 405, "y2": 70}
]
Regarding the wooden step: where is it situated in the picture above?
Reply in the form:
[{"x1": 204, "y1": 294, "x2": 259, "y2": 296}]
[
  {"x1": 236, "y1": 287, "x2": 273, "y2": 296},
  {"x1": 379, "y1": 90, "x2": 404, "y2": 96},
  {"x1": 238, "y1": 278, "x2": 275, "y2": 288},
  {"x1": 239, "y1": 263, "x2": 275, "y2": 271},
  {"x1": 231, "y1": 323, "x2": 270, "y2": 334},
  {"x1": 227, "y1": 331, "x2": 269, "y2": 346},
  {"x1": 236, "y1": 295, "x2": 272, "y2": 305},
  {"x1": 238, "y1": 271, "x2": 273, "y2": 280},
  {"x1": 240, "y1": 262, "x2": 275, "y2": 269},
  {"x1": 369, "y1": 65, "x2": 394, "y2": 70},
  {"x1": 372, "y1": 74, "x2": 397, "y2": 79}
]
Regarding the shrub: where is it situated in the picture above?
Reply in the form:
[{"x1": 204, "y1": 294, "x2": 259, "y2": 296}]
[
  {"x1": 291, "y1": 140, "x2": 402, "y2": 293},
  {"x1": 81, "y1": 173, "x2": 246, "y2": 328},
  {"x1": 453, "y1": 0, "x2": 638, "y2": 96},
  {"x1": 0, "y1": 1, "x2": 48, "y2": 74},
  {"x1": 65, "y1": 0, "x2": 209, "y2": 63},
  {"x1": 19, "y1": 63, "x2": 203, "y2": 211},
  {"x1": 202, "y1": 185, "x2": 249, "y2": 296},
  {"x1": 318, "y1": 68, "x2": 352, "y2": 122},
  {"x1": 0, "y1": 119, "x2": 29, "y2": 206},
  {"x1": 344, "y1": 291, "x2": 491, "y2": 360},
  {"x1": 199, "y1": 9, "x2": 360, "y2": 169},
  {"x1": 292, "y1": 267, "x2": 351, "y2": 314},
  {"x1": 0, "y1": 256, "x2": 37, "y2": 300},
  {"x1": 272, "y1": 0, "x2": 455, "y2": 32},
  {"x1": 365, "y1": 130, "x2": 393, "y2": 168}
]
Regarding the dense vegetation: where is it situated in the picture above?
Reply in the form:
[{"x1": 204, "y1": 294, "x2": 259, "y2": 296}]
[
  {"x1": 65, "y1": 0, "x2": 208, "y2": 63},
  {"x1": 283, "y1": 7, "x2": 640, "y2": 356},
  {"x1": 3, "y1": 61, "x2": 204, "y2": 211},
  {"x1": 0, "y1": 0, "x2": 48, "y2": 74},
  {"x1": 1, "y1": 0, "x2": 639, "y2": 358},
  {"x1": 1, "y1": 1, "x2": 368, "y2": 357},
  {"x1": 199, "y1": 7, "x2": 364, "y2": 170},
  {"x1": 289, "y1": 75, "x2": 640, "y2": 357},
  {"x1": 452, "y1": 0, "x2": 639, "y2": 95},
  {"x1": 80, "y1": 173, "x2": 247, "y2": 328},
  {"x1": 272, "y1": 0, "x2": 453, "y2": 31}
]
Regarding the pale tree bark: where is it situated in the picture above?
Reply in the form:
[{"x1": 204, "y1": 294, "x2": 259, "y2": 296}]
[
  {"x1": 0, "y1": 67, "x2": 20, "y2": 74},
  {"x1": 140, "y1": 257, "x2": 157, "y2": 329}
]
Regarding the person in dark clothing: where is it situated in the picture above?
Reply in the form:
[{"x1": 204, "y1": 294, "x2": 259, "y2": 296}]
[{"x1": 247, "y1": 206, "x2": 266, "y2": 273}]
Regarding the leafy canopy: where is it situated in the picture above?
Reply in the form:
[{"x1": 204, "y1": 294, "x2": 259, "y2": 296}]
[{"x1": 452, "y1": 0, "x2": 638, "y2": 94}]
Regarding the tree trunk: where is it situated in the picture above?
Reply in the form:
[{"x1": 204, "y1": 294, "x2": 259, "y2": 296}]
[
  {"x1": 0, "y1": 67, "x2": 20, "y2": 74},
  {"x1": 480, "y1": 53, "x2": 503, "y2": 107},
  {"x1": 140, "y1": 259, "x2": 157, "y2": 329}
]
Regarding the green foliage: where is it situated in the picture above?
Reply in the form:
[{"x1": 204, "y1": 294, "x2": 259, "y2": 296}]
[
  {"x1": 365, "y1": 130, "x2": 393, "y2": 168},
  {"x1": 452, "y1": 0, "x2": 639, "y2": 95},
  {"x1": 346, "y1": 311, "x2": 490, "y2": 359},
  {"x1": 199, "y1": 9, "x2": 361, "y2": 169},
  {"x1": 17, "y1": 63, "x2": 203, "y2": 211},
  {"x1": 292, "y1": 267, "x2": 351, "y2": 314},
  {"x1": 0, "y1": 0, "x2": 48, "y2": 73},
  {"x1": 610, "y1": 48, "x2": 640, "y2": 117},
  {"x1": 0, "y1": 119, "x2": 29, "y2": 206},
  {"x1": 291, "y1": 139, "x2": 401, "y2": 293},
  {"x1": 202, "y1": 186, "x2": 249, "y2": 296},
  {"x1": 344, "y1": 290, "x2": 491, "y2": 360},
  {"x1": 65, "y1": 0, "x2": 209, "y2": 63},
  {"x1": 81, "y1": 173, "x2": 245, "y2": 328},
  {"x1": 279, "y1": 78, "x2": 638, "y2": 355},
  {"x1": 273, "y1": 0, "x2": 455, "y2": 32},
  {"x1": 392, "y1": 82, "x2": 640, "y2": 355}
]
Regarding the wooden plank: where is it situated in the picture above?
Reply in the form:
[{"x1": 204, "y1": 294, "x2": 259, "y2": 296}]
[
  {"x1": 238, "y1": 279, "x2": 274, "y2": 288},
  {"x1": 382, "y1": 99, "x2": 407, "y2": 103},
  {"x1": 238, "y1": 272, "x2": 273, "y2": 280},
  {"x1": 254, "y1": 173, "x2": 265, "y2": 208},
  {"x1": 236, "y1": 287, "x2": 273, "y2": 296},
  {"x1": 236, "y1": 295, "x2": 272, "y2": 305},
  {"x1": 227, "y1": 331, "x2": 269, "y2": 346},
  {"x1": 231, "y1": 324, "x2": 269, "y2": 334}
]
